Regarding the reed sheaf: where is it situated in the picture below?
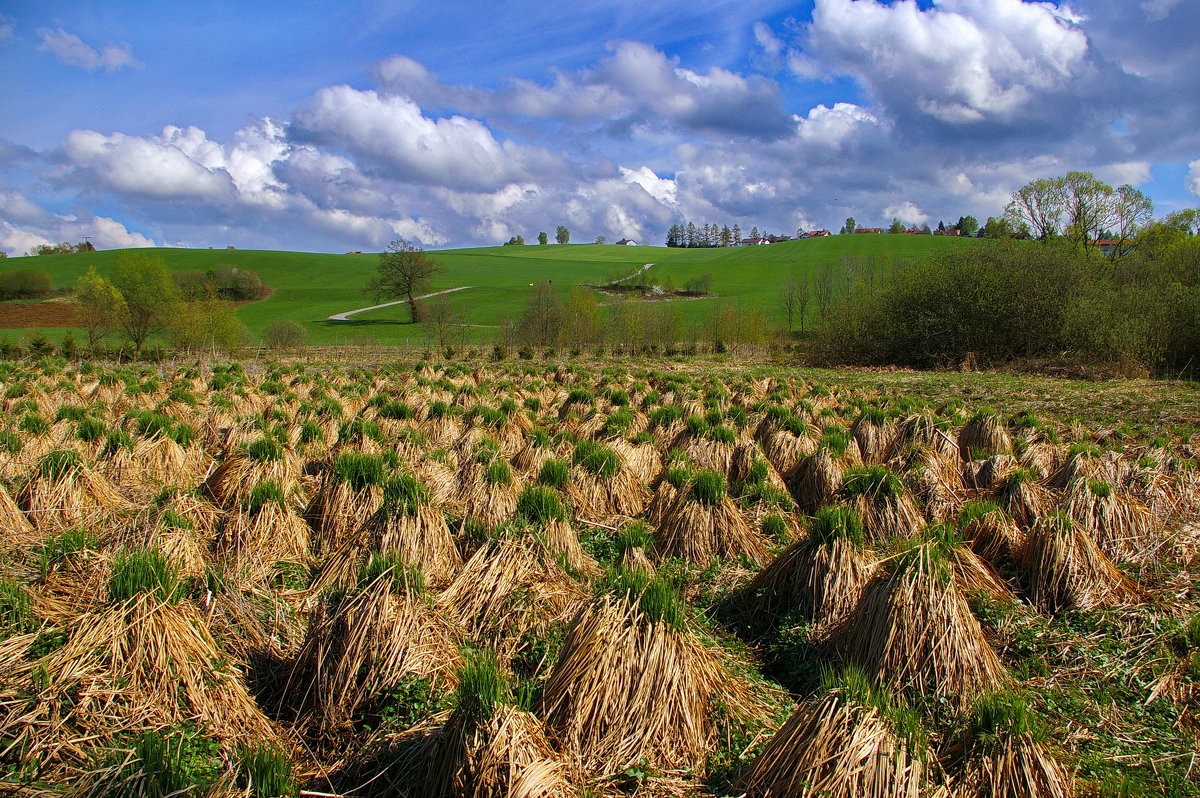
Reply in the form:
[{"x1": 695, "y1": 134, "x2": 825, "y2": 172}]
[{"x1": 0, "y1": 357, "x2": 1195, "y2": 795}]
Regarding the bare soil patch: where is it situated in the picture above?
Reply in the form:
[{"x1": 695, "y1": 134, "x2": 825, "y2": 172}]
[{"x1": 0, "y1": 300, "x2": 82, "y2": 328}]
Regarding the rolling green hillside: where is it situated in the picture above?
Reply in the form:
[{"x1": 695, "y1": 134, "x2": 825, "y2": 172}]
[{"x1": 0, "y1": 234, "x2": 975, "y2": 346}]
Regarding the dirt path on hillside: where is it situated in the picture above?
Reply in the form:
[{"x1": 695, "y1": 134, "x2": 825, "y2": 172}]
[{"x1": 328, "y1": 286, "x2": 474, "y2": 321}]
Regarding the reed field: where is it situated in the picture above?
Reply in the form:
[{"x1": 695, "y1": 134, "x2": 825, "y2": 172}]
[{"x1": 0, "y1": 353, "x2": 1197, "y2": 797}]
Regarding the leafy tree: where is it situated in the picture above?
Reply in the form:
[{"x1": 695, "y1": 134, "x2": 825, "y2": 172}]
[
  {"x1": 537, "y1": 231, "x2": 549, "y2": 245},
  {"x1": 562, "y1": 287, "x2": 602, "y2": 346},
  {"x1": 74, "y1": 267, "x2": 126, "y2": 347},
  {"x1": 1109, "y1": 184, "x2": 1153, "y2": 259},
  {"x1": 365, "y1": 239, "x2": 445, "y2": 324},
  {"x1": 1006, "y1": 176, "x2": 1066, "y2": 241},
  {"x1": 167, "y1": 299, "x2": 246, "y2": 355},
  {"x1": 1062, "y1": 171, "x2": 1118, "y2": 250},
  {"x1": 840, "y1": 217, "x2": 857, "y2": 235},
  {"x1": 503, "y1": 235, "x2": 525, "y2": 246},
  {"x1": 980, "y1": 216, "x2": 1018, "y2": 239},
  {"x1": 555, "y1": 225, "x2": 570, "y2": 245},
  {"x1": 957, "y1": 215, "x2": 980, "y2": 237},
  {"x1": 113, "y1": 252, "x2": 181, "y2": 353},
  {"x1": 887, "y1": 218, "x2": 905, "y2": 235}
]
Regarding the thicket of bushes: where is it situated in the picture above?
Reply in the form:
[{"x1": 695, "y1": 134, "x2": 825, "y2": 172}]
[
  {"x1": 174, "y1": 265, "x2": 270, "y2": 302},
  {"x1": 810, "y1": 237, "x2": 1200, "y2": 375},
  {"x1": 0, "y1": 269, "x2": 54, "y2": 300}
]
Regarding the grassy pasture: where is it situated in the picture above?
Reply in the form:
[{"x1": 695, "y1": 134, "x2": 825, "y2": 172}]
[{"x1": 0, "y1": 234, "x2": 973, "y2": 345}]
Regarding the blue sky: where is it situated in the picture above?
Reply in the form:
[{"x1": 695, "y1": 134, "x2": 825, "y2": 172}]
[{"x1": 2, "y1": 0, "x2": 1198, "y2": 253}]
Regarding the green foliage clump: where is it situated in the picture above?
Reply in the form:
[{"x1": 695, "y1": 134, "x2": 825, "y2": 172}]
[
  {"x1": 244, "y1": 480, "x2": 287, "y2": 514},
  {"x1": 0, "y1": 577, "x2": 37, "y2": 638},
  {"x1": 236, "y1": 742, "x2": 298, "y2": 798},
  {"x1": 689, "y1": 469, "x2": 727, "y2": 507},
  {"x1": 102, "y1": 726, "x2": 222, "y2": 798},
  {"x1": 37, "y1": 527, "x2": 97, "y2": 577},
  {"x1": 839, "y1": 465, "x2": 904, "y2": 500},
  {"x1": 455, "y1": 649, "x2": 509, "y2": 725},
  {"x1": 35, "y1": 449, "x2": 82, "y2": 481},
  {"x1": 809, "y1": 505, "x2": 867, "y2": 547},
  {"x1": 332, "y1": 452, "x2": 388, "y2": 490},
  {"x1": 357, "y1": 553, "x2": 426, "y2": 596},
  {"x1": 605, "y1": 567, "x2": 686, "y2": 629},
  {"x1": 573, "y1": 440, "x2": 621, "y2": 479},
  {"x1": 516, "y1": 485, "x2": 566, "y2": 524},
  {"x1": 383, "y1": 473, "x2": 431, "y2": 515},
  {"x1": 108, "y1": 548, "x2": 186, "y2": 605},
  {"x1": 536, "y1": 458, "x2": 570, "y2": 489},
  {"x1": 244, "y1": 436, "x2": 284, "y2": 463},
  {"x1": 483, "y1": 458, "x2": 513, "y2": 486}
]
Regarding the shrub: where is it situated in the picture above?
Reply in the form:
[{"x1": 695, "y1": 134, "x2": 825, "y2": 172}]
[
  {"x1": 0, "y1": 269, "x2": 53, "y2": 299},
  {"x1": 263, "y1": 320, "x2": 307, "y2": 350}
]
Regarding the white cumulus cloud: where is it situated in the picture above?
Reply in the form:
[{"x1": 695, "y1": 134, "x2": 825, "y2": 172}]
[
  {"x1": 1187, "y1": 159, "x2": 1200, "y2": 198},
  {"x1": 883, "y1": 201, "x2": 929, "y2": 226},
  {"x1": 806, "y1": 0, "x2": 1089, "y2": 123}
]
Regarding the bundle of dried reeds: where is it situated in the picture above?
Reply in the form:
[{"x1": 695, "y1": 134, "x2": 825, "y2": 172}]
[
  {"x1": 944, "y1": 692, "x2": 1073, "y2": 798},
  {"x1": 959, "y1": 502, "x2": 1025, "y2": 566},
  {"x1": 840, "y1": 466, "x2": 924, "y2": 543},
  {"x1": 1062, "y1": 480, "x2": 1158, "y2": 564},
  {"x1": 737, "y1": 506, "x2": 876, "y2": 630},
  {"x1": 424, "y1": 652, "x2": 575, "y2": 798},
  {"x1": 0, "y1": 594, "x2": 279, "y2": 778},
  {"x1": 886, "y1": 412, "x2": 959, "y2": 463},
  {"x1": 288, "y1": 576, "x2": 462, "y2": 737},
  {"x1": 1019, "y1": 514, "x2": 1141, "y2": 612},
  {"x1": 538, "y1": 593, "x2": 773, "y2": 780},
  {"x1": 851, "y1": 412, "x2": 897, "y2": 465},
  {"x1": 739, "y1": 668, "x2": 926, "y2": 798},
  {"x1": 17, "y1": 450, "x2": 128, "y2": 534},
  {"x1": 654, "y1": 471, "x2": 770, "y2": 566},
  {"x1": 993, "y1": 467, "x2": 1055, "y2": 528},
  {"x1": 838, "y1": 540, "x2": 1008, "y2": 711},
  {"x1": 437, "y1": 540, "x2": 588, "y2": 644},
  {"x1": 958, "y1": 413, "x2": 1012, "y2": 462}
]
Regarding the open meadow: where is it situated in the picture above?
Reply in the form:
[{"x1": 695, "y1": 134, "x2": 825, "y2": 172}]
[
  {"x1": 1, "y1": 352, "x2": 1198, "y2": 796},
  {"x1": 0, "y1": 235, "x2": 971, "y2": 346}
]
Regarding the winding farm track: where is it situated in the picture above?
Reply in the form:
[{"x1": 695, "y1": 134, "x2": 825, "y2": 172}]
[
  {"x1": 328, "y1": 286, "x2": 474, "y2": 321},
  {"x1": 609, "y1": 263, "x2": 655, "y2": 284}
]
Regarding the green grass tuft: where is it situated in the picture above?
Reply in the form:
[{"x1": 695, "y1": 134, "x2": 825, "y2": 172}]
[
  {"x1": 236, "y1": 742, "x2": 298, "y2": 798},
  {"x1": 332, "y1": 452, "x2": 388, "y2": 490},
  {"x1": 839, "y1": 465, "x2": 904, "y2": 500},
  {"x1": 108, "y1": 548, "x2": 186, "y2": 605},
  {"x1": 536, "y1": 458, "x2": 570, "y2": 488},
  {"x1": 573, "y1": 440, "x2": 621, "y2": 479},
  {"x1": 516, "y1": 485, "x2": 566, "y2": 524},
  {"x1": 455, "y1": 648, "x2": 509, "y2": 725},
  {"x1": 689, "y1": 469, "x2": 727, "y2": 507}
]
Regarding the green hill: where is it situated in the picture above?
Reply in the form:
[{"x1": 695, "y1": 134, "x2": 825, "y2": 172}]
[{"x1": 0, "y1": 234, "x2": 975, "y2": 346}]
